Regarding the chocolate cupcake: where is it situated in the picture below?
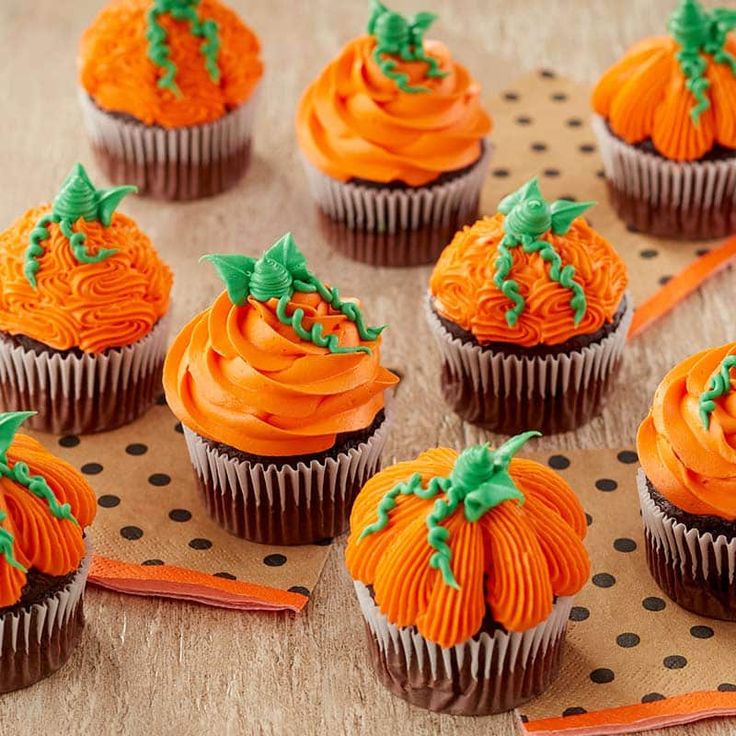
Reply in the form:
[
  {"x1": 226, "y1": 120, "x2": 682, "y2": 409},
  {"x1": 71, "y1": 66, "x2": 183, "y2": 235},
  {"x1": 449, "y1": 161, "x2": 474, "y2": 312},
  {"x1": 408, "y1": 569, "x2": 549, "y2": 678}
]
[
  {"x1": 638, "y1": 342, "x2": 736, "y2": 620},
  {"x1": 345, "y1": 433, "x2": 590, "y2": 715},
  {"x1": 0, "y1": 411, "x2": 97, "y2": 693},
  {"x1": 79, "y1": 0, "x2": 263, "y2": 200},
  {"x1": 296, "y1": 1, "x2": 492, "y2": 266},
  {"x1": 163, "y1": 233, "x2": 399, "y2": 545},
  {"x1": 591, "y1": 0, "x2": 736, "y2": 239},
  {"x1": 427, "y1": 177, "x2": 632, "y2": 435},
  {"x1": 0, "y1": 163, "x2": 173, "y2": 434}
]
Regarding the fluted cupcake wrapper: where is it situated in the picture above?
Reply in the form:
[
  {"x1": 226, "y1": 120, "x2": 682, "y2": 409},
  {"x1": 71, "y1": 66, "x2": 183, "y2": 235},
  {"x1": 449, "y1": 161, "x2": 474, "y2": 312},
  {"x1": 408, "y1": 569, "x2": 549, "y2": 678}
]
[
  {"x1": 0, "y1": 536, "x2": 91, "y2": 694},
  {"x1": 592, "y1": 115, "x2": 736, "y2": 239},
  {"x1": 182, "y1": 416, "x2": 391, "y2": 546},
  {"x1": 0, "y1": 315, "x2": 170, "y2": 435},
  {"x1": 79, "y1": 89, "x2": 260, "y2": 201},
  {"x1": 354, "y1": 581, "x2": 572, "y2": 716}
]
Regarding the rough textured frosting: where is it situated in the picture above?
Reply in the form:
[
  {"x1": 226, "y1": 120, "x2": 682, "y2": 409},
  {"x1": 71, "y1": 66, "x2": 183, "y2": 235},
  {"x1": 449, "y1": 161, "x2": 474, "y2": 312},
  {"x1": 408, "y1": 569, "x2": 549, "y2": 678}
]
[
  {"x1": 638, "y1": 343, "x2": 736, "y2": 520},
  {"x1": 296, "y1": 35, "x2": 492, "y2": 186},
  {"x1": 346, "y1": 437, "x2": 590, "y2": 648},
  {"x1": 79, "y1": 0, "x2": 263, "y2": 129}
]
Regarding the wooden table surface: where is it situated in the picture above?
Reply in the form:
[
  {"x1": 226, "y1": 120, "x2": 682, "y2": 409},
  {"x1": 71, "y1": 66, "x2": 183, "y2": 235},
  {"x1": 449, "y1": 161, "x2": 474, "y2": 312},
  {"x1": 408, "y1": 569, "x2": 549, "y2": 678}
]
[{"x1": 2, "y1": 1, "x2": 734, "y2": 734}]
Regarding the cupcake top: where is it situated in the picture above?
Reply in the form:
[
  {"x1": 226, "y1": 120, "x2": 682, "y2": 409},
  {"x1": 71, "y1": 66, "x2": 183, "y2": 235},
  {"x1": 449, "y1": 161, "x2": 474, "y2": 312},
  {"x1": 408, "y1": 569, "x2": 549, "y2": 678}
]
[
  {"x1": 0, "y1": 164, "x2": 172, "y2": 354},
  {"x1": 346, "y1": 432, "x2": 590, "y2": 648},
  {"x1": 296, "y1": 0, "x2": 492, "y2": 186},
  {"x1": 0, "y1": 412, "x2": 97, "y2": 608},
  {"x1": 79, "y1": 0, "x2": 263, "y2": 129},
  {"x1": 638, "y1": 342, "x2": 736, "y2": 521},
  {"x1": 163, "y1": 233, "x2": 399, "y2": 457},
  {"x1": 429, "y1": 178, "x2": 629, "y2": 347},
  {"x1": 592, "y1": 0, "x2": 736, "y2": 161}
]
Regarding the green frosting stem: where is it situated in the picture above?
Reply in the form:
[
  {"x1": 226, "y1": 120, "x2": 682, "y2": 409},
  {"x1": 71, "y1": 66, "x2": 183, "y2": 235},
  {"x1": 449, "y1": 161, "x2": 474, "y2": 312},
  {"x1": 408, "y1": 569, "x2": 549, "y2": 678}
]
[{"x1": 699, "y1": 355, "x2": 736, "y2": 429}]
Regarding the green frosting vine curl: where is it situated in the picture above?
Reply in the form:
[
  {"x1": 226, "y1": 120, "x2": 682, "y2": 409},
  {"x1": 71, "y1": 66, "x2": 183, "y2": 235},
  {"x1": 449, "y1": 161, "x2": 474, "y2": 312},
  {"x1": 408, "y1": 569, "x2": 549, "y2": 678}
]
[
  {"x1": 202, "y1": 233, "x2": 386, "y2": 355},
  {"x1": 367, "y1": 0, "x2": 448, "y2": 94},
  {"x1": 359, "y1": 432, "x2": 540, "y2": 589},
  {"x1": 699, "y1": 355, "x2": 736, "y2": 429}
]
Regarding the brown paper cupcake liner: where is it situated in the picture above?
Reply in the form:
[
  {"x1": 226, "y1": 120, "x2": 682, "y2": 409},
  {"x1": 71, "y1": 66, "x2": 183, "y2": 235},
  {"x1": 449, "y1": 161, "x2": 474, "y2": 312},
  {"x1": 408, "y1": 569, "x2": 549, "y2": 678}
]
[
  {"x1": 592, "y1": 115, "x2": 736, "y2": 240},
  {"x1": 0, "y1": 539, "x2": 91, "y2": 694},
  {"x1": 354, "y1": 582, "x2": 572, "y2": 716},
  {"x1": 79, "y1": 90, "x2": 259, "y2": 201},
  {"x1": 0, "y1": 315, "x2": 170, "y2": 435},
  {"x1": 182, "y1": 416, "x2": 390, "y2": 546},
  {"x1": 425, "y1": 295, "x2": 633, "y2": 434}
]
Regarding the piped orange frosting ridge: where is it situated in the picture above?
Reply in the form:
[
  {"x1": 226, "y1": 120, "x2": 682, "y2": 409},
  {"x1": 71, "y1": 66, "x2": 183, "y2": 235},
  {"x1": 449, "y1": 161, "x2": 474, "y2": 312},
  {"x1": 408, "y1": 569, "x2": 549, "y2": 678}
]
[
  {"x1": 296, "y1": 36, "x2": 491, "y2": 186},
  {"x1": 638, "y1": 342, "x2": 736, "y2": 520},
  {"x1": 79, "y1": 0, "x2": 263, "y2": 129}
]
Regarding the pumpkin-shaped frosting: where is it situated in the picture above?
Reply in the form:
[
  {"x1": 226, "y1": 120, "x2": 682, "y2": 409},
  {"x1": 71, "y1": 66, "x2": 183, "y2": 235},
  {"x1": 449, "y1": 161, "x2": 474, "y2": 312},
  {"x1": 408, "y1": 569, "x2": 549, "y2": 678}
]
[
  {"x1": 296, "y1": 1, "x2": 491, "y2": 186},
  {"x1": 429, "y1": 178, "x2": 628, "y2": 348},
  {"x1": 592, "y1": 0, "x2": 736, "y2": 161},
  {"x1": 346, "y1": 432, "x2": 590, "y2": 648},
  {"x1": 0, "y1": 412, "x2": 97, "y2": 608},
  {"x1": 164, "y1": 233, "x2": 399, "y2": 457},
  {"x1": 638, "y1": 342, "x2": 736, "y2": 521},
  {"x1": 0, "y1": 163, "x2": 172, "y2": 354},
  {"x1": 80, "y1": 0, "x2": 263, "y2": 129}
]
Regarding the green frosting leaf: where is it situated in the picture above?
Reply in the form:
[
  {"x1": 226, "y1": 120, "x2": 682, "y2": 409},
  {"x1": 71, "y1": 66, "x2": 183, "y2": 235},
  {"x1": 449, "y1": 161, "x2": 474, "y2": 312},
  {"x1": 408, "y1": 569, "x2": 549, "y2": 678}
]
[
  {"x1": 0, "y1": 411, "x2": 35, "y2": 461},
  {"x1": 200, "y1": 254, "x2": 256, "y2": 306}
]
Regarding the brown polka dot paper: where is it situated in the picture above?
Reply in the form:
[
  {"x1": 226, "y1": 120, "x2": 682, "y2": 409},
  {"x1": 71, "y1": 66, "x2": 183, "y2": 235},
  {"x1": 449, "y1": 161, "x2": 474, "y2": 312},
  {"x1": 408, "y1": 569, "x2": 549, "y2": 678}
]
[
  {"x1": 31, "y1": 400, "x2": 331, "y2": 613},
  {"x1": 517, "y1": 447, "x2": 736, "y2": 735}
]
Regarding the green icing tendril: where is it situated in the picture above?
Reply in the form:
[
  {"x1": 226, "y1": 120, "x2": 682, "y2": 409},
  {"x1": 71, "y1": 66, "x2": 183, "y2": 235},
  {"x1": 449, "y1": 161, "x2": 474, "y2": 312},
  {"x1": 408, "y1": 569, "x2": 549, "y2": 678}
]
[
  {"x1": 494, "y1": 178, "x2": 593, "y2": 329},
  {"x1": 367, "y1": 0, "x2": 448, "y2": 94},
  {"x1": 147, "y1": 0, "x2": 221, "y2": 95},
  {"x1": 359, "y1": 432, "x2": 539, "y2": 589},
  {"x1": 202, "y1": 233, "x2": 386, "y2": 355},
  {"x1": 668, "y1": 0, "x2": 736, "y2": 125},
  {"x1": 699, "y1": 355, "x2": 736, "y2": 429},
  {"x1": 23, "y1": 163, "x2": 136, "y2": 288}
]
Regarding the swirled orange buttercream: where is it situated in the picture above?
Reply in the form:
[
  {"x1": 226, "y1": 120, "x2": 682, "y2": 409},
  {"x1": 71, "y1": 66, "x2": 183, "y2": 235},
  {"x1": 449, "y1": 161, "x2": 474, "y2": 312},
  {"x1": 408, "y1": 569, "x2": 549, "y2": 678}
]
[
  {"x1": 429, "y1": 215, "x2": 628, "y2": 347},
  {"x1": 79, "y1": 0, "x2": 263, "y2": 129},
  {"x1": 0, "y1": 206, "x2": 173, "y2": 353},
  {"x1": 592, "y1": 35, "x2": 736, "y2": 161},
  {"x1": 296, "y1": 35, "x2": 492, "y2": 186},
  {"x1": 638, "y1": 343, "x2": 736, "y2": 520},
  {"x1": 346, "y1": 448, "x2": 589, "y2": 646},
  {"x1": 0, "y1": 434, "x2": 97, "y2": 608},
  {"x1": 163, "y1": 290, "x2": 399, "y2": 457}
]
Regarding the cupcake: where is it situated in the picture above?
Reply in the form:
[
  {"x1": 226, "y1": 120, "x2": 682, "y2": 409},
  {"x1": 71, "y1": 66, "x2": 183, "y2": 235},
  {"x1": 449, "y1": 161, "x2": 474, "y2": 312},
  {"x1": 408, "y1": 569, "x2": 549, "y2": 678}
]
[
  {"x1": 427, "y1": 177, "x2": 632, "y2": 435},
  {"x1": 296, "y1": 0, "x2": 492, "y2": 267},
  {"x1": 638, "y1": 342, "x2": 736, "y2": 620},
  {"x1": 163, "y1": 233, "x2": 399, "y2": 545},
  {"x1": 0, "y1": 163, "x2": 173, "y2": 435},
  {"x1": 0, "y1": 411, "x2": 97, "y2": 693},
  {"x1": 345, "y1": 433, "x2": 590, "y2": 715},
  {"x1": 79, "y1": 0, "x2": 263, "y2": 200},
  {"x1": 591, "y1": 0, "x2": 736, "y2": 239}
]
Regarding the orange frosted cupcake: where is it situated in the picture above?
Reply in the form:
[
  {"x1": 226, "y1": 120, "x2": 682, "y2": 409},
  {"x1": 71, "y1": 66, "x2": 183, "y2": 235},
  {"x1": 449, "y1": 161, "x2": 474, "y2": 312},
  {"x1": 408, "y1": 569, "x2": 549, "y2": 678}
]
[
  {"x1": 346, "y1": 433, "x2": 590, "y2": 715},
  {"x1": 427, "y1": 177, "x2": 631, "y2": 434},
  {"x1": 79, "y1": 0, "x2": 263, "y2": 200},
  {"x1": 0, "y1": 163, "x2": 173, "y2": 434},
  {"x1": 164, "y1": 233, "x2": 399, "y2": 545},
  {"x1": 638, "y1": 343, "x2": 736, "y2": 620},
  {"x1": 591, "y1": 0, "x2": 736, "y2": 239},
  {"x1": 296, "y1": 1, "x2": 492, "y2": 266},
  {"x1": 0, "y1": 411, "x2": 97, "y2": 693}
]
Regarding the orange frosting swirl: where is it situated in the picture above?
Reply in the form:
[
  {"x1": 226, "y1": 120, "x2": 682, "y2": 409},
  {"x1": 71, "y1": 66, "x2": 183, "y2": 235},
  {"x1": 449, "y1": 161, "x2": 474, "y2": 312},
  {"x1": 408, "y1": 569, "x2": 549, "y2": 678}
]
[
  {"x1": 79, "y1": 0, "x2": 263, "y2": 129},
  {"x1": 346, "y1": 447, "x2": 589, "y2": 647},
  {"x1": 429, "y1": 214, "x2": 629, "y2": 347},
  {"x1": 0, "y1": 206, "x2": 172, "y2": 353},
  {"x1": 0, "y1": 434, "x2": 97, "y2": 608},
  {"x1": 638, "y1": 343, "x2": 736, "y2": 521},
  {"x1": 296, "y1": 35, "x2": 492, "y2": 186},
  {"x1": 163, "y1": 290, "x2": 399, "y2": 457},
  {"x1": 592, "y1": 35, "x2": 736, "y2": 161}
]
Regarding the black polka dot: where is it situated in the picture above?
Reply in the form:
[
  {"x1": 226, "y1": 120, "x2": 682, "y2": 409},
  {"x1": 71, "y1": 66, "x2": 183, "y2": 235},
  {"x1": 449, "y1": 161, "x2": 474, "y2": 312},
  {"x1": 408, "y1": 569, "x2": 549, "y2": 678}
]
[
  {"x1": 579, "y1": 143, "x2": 596, "y2": 153},
  {"x1": 81, "y1": 462, "x2": 103, "y2": 475},
  {"x1": 690, "y1": 625, "x2": 714, "y2": 639},
  {"x1": 169, "y1": 508, "x2": 192, "y2": 522},
  {"x1": 174, "y1": 422, "x2": 184, "y2": 434},
  {"x1": 569, "y1": 606, "x2": 590, "y2": 622},
  {"x1": 643, "y1": 596, "x2": 666, "y2": 611},
  {"x1": 531, "y1": 142, "x2": 548, "y2": 152},
  {"x1": 596, "y1": 169, "x2": 605, "y2": 179},
  {"x1": 562, "y1": 707, "x2": 587, "y2": 716},
  {"x1": 288, "y1": 585, "x2": 310, "y2": 596},
  {"x1": 640, "y1": 249, "x2": 659, "y2": 259},
  {"x1": 155, "y1": 394, "x2": 167, "y2": 406},
  {"x1": 543, "y1": 167, "x2": 560, "y2": 178},
  {"x1": 313, "y1": 537, "x2": 333, "y2": 546},
  {"x1": 142, "y1": 558, "x2": 164, "y2": 566},
  {"x1": 663, "y1": 655, "x2": 687, "y2": 669},
  {"x1": 616, "y1": 632, "x2": 640, "y2": 648},
  {"x1": 696, "y1": 247, "x2": 711, "y2": 257},
  {"x1": 617, "y1": 450, "x2": 638, "y2": 464},
  {"x1": 641, "y1": 693, "x2": 665, "y2": 703},
  {"x1": 585, "y1": 512, "x2": 593, "y2": 527},
  {"x1": 263, "y1": 553, "x2": 287, "y2": 567},
  {"x1": 560, "y1": 194, "x2": 578, "y2": 201},
  {"x1": 502, "y1": 91, "x2": 519, "y2": 101},
  {"x1": 595, "y1": 478, "x2": 618, "y2": 492},
  {"x1": 148, "y1": 473, "x2": 171, "y2": 487},
  {"x1": 659, "y1": 275, "x2": 673, "y2": 286},
  {"x1": 548, "y1": 454, "x2": 570, "y2": 470},
  {"x1": 515, "y1": 115, "x2": 533, "y2": 125},
  {"x1": 718, "y1": 683, "x2": 736, "y2": 692},
  {"x1": 590, "y1": 668, "x2": 615, "y2": 684},
  {"x1": 592, "y1": 572, "x2": 616, "y2": 588},
  {"x1": 59, "y1": 435, "x2": 80, "y2": 448},
  {"x1": 539, "y1": 68, "x2": 556, "y2": 79},
  {"x1": 125, "y1": 443, "x2": 148, "y2": 456},
  {"x1": 614, "y1": 537, "x2": 637, "y2": 553},
  {"x1": 98, "y1": 494, "x2": 120, "y2": 509},
  {"x1": 519, "y1": 715, "x2": 529, "y2": 723},
  {"x1": 551, "y1": 92, "x2": 568, "y2": 102},
  {"x1": 626, "y1": 222, "x2": 640, "y2": 233},
  {"x1": 213, "y1": 571, "x2": 236, "y2": 580},
  {"x1": 189, "y1": 538, "x2": 212, "y2": 550},
  {"x1": 492, "y1": 167, "x2": 510, "y2": 178},
  {"x1": 121, "y1": 526, "x2": 143, "y2": 541},
  {"x1": 566, "y1": 117, "x2": 583, "y2": 128}
]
